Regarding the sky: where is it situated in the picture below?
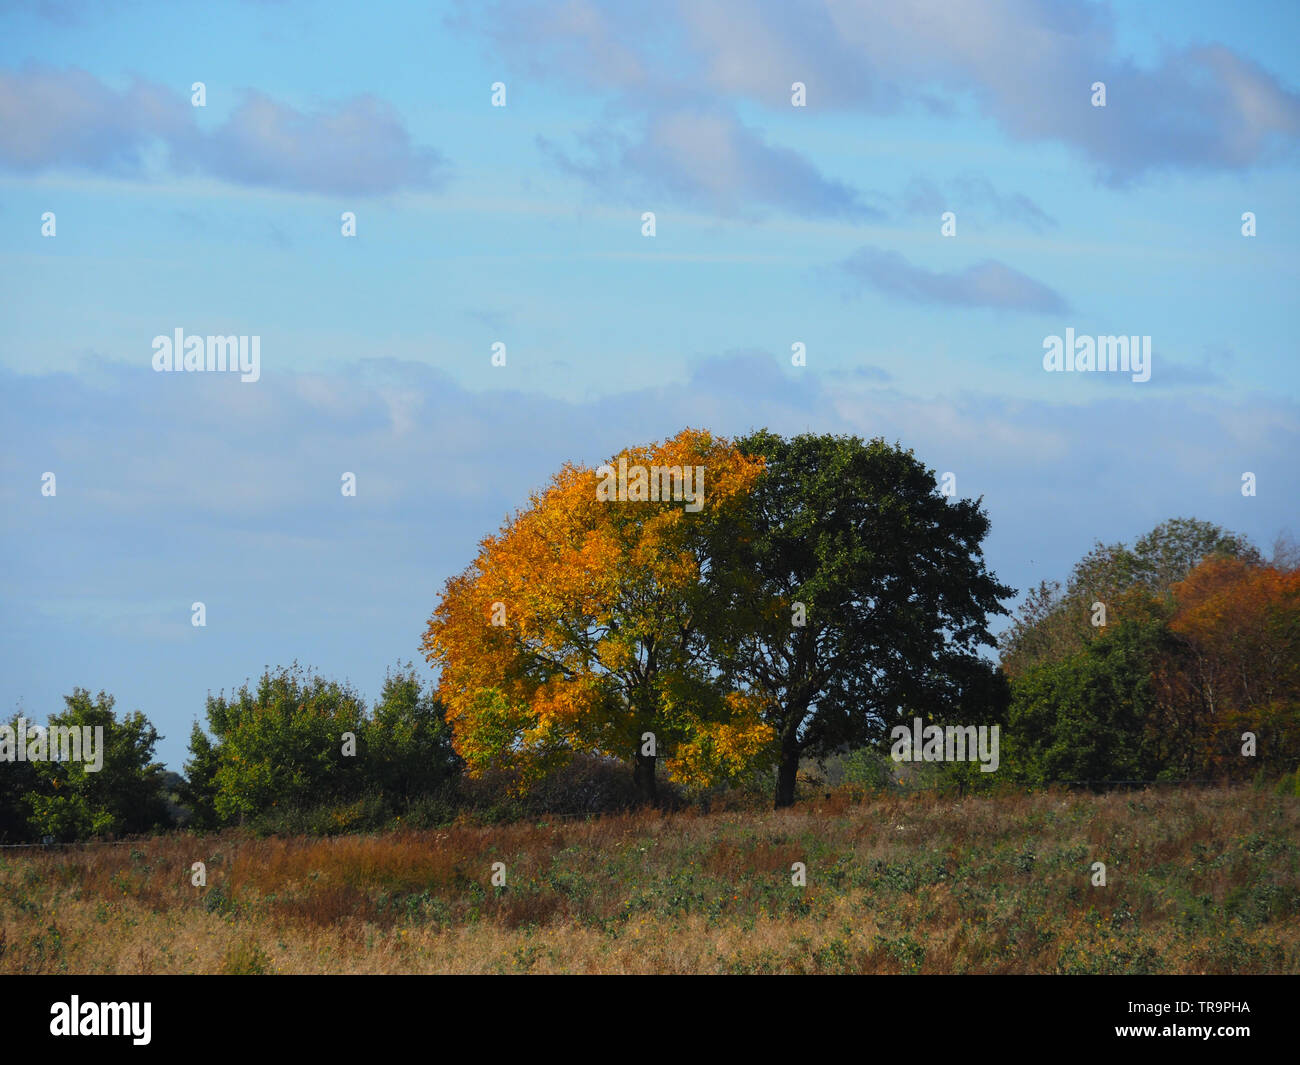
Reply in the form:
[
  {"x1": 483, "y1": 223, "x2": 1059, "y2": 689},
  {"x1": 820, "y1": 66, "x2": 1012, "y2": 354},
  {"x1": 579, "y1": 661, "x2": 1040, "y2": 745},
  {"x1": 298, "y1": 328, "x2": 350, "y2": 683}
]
[{"x1": 1, "y1": 0, "x2": 1297, "y2": 771}]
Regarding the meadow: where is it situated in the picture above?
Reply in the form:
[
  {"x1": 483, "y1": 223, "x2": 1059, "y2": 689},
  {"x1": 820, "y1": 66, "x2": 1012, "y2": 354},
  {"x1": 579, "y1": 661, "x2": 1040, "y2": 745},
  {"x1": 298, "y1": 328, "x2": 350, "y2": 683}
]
[{"x1": 2, "y1": 785, "x2": 1297, "y2": 975}]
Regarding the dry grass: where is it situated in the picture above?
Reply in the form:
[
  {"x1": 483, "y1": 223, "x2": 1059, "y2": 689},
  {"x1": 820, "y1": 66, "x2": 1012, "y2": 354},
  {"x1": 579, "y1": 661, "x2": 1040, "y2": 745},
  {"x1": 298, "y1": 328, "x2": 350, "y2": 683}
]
[{"x1": 2, "y1": 786, "x2": 1297, "y2": 974}]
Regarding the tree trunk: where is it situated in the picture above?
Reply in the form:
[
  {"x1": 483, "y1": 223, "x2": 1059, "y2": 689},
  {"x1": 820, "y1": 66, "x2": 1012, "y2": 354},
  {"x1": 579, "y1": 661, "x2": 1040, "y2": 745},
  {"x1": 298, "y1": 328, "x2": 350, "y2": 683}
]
[
  {"x1": 634, "y1": 751, "x2": 658, "y2": 807},
  {"x1": 774, "y1": 742, "x2": 800, "y2": 808}
]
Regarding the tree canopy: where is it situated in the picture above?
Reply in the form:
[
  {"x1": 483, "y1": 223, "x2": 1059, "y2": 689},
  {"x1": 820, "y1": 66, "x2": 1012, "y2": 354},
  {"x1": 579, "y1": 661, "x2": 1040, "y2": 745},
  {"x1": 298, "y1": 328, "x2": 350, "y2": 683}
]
[
  {"x1": 183, "y1": 663, "x2": 458, "y2": 828},
  {"x1": 422, "y1": 428, "x2": 772, "y2": 803},
  {"x1": 998, "y1": 517, "x2": 1262, "y2": 680},
  {"x1": 423, "y1": 427, "x2": 1015, "y2": 807},
  {"x1": 3, "y1": 689, "x2": 169, "y2": 843},
  {"x1": 1000, "y1": 521, "x2": 1299, "y2": 786},
  {"x1": 707, "y1": 430, "x2": 1013, "y2": 806}
]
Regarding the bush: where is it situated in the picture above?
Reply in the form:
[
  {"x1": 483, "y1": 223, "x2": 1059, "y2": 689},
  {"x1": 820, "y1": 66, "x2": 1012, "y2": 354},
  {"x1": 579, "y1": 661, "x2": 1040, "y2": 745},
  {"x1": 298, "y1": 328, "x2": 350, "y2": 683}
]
[
  {"x1": 457, "y1": 753, "x2": 685, "y2": 819},
  {"x1": 1274, "y1": 767, "x2": 1300, "y2": 798},
  {"x1": 247, "y1": 792, "x2": 394, "y2": 837},
  {"x1": 525, "y1": 754, "x2": 652, "y2": 815},
  {"x1": 838, "y1": 748, "x2": 897, "y2": 790},
  {"x1": 220, "y1": 937, "x2": 272, "y2": 975},
  {"x1": 184, "y1": 663, "x2": 462, "y2": 830},
  {"x1": 11, "y1": 691, "x2": 171, "y2": 843}
]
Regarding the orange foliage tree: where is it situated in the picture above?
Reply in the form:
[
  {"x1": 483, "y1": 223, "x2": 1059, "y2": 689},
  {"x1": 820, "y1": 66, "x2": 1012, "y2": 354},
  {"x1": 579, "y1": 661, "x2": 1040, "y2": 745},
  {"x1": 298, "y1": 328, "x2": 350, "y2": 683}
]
[
  {"x1": 1162, "y1": 557, "x2": 1300, "y2": 779},
  {"x1": 421, "y1": 429, "x2": 772, "y2": 803}
]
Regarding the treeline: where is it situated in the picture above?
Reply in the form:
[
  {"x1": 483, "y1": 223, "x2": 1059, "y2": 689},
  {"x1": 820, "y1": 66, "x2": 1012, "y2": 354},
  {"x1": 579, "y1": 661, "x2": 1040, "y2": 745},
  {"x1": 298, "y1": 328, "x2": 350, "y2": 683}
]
[
  {"x1": 1, "y1": 432, "x2": 1296, "y2": 843},
  {"x1": 181, "y1": 665, "x2": 462, "y2": 833},
  {"x1": 421, "y1": 429, "x2": 1300, "y2": 809},
  {"x1": 0, "y1": 666, "x2": 658, "y2": 843},
  {"x1": 998, "y1": 518, "x2": 1300, "y2": 788},
  {"x1": 0, "y1": 690, "x2": 170, "y2": 843}
]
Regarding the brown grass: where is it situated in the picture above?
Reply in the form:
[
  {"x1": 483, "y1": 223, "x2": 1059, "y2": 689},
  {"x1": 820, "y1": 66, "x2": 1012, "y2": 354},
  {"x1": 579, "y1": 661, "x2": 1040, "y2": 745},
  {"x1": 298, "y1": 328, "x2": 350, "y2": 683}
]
[{"x1": 1, "y1": 786, "x2": 1297, "y2": 974}]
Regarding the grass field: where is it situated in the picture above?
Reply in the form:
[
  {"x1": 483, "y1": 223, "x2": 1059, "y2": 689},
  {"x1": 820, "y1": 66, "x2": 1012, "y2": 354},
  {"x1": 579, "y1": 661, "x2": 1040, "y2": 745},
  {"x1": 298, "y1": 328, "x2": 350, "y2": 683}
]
[{"x1": 2, "y1": 785, "x2": 1297, "y2": 974}]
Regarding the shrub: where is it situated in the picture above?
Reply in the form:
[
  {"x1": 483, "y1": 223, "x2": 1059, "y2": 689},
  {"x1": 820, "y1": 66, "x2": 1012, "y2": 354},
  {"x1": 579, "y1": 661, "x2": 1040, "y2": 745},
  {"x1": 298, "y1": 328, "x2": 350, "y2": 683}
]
[{"x1": 220, "y1": 937, "x2": 272, "y2": 975}]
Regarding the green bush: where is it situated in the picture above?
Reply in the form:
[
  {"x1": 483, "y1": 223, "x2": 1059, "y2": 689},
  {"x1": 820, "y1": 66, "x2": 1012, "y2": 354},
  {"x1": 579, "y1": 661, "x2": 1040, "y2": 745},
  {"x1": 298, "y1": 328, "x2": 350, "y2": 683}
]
[
  {"x1": 183, "y1": 662, "x2": 462, "y2": 830},
  {"x1": 12, "y1": 691, "x2": 170, "y2": 843},
  {"x1": 839, "y1": 748, "x2": 896, "y2": 790}
]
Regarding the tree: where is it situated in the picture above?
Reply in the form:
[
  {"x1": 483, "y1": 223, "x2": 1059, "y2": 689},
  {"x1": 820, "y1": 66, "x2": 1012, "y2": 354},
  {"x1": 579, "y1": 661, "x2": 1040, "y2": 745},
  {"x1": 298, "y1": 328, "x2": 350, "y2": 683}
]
[
  {"x1": 366, "y1": 665, "x2": 462, "y2": 802},
  {"x1": 23, "y1": 689, "x2": 170, "y2": 842},
  {"x1": 1161, "y1": 557, "x2": 1300, "y2": 779},
  {"x1": 192, "y1": 665, "x2": 370, "y2": 825},
  {"x1": 707, "y1": 430, "x2": 1014, "y2": 807},
  {"x1": 184, "y1": 663, "x2": 462, "y2": 828},
  {"x1": 997, "y1": 521, "x2": 1296, "y2": 786},
  {"x1": 422, "y1": 428, "x2": 771, "y2": 804},
  {"x1": 1128, "y1": 517, "x2": 1261, "y2": 595},
  {"x1": 0, "y1": 712, "x2": 41, "y2": 842},
  {"x1": 180, "y1": 721, "x2": 221, "y2": 830},
  {"x1": 1000, "y1": 517, "x2": 1260, "y2": 679},
  {"x1": 1268, "y1": 531, "x2": 1300, "y2": 573},
  {"x1": 1004, "y1": 620, "x2": 1172, "y2": 785}
]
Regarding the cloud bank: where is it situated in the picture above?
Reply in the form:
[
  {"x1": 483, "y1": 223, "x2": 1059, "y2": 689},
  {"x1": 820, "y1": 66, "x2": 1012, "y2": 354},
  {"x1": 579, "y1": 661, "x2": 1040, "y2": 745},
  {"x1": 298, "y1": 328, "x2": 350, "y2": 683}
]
[{"x1": 0, "y1": 65, "x2": 445, "y2": 195}]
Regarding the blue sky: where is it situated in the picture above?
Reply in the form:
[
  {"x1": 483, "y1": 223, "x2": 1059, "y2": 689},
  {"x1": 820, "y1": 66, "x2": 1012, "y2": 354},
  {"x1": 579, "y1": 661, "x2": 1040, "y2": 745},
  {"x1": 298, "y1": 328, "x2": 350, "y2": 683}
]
[{"x1": 1, "y1": 0, "x2": 1297, "y2": 770}]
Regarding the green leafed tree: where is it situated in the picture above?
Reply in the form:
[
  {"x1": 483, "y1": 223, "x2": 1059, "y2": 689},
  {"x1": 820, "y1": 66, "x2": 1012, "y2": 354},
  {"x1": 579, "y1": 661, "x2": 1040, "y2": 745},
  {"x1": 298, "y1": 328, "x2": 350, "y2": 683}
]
[
  {"x1": 180, "y1": 721, "x2": 221, "y2": 830},
  {"x1": 0, "y1": 712, "x2": 42, "y2": 842},
  {"x1": 184, "y1": 663, "x2": 459, "y2": 827},
  {"x1": 366, "y1": 664, "x2": 462, "y2": 803},
  {"x1": 707, "y1": 430, "x2": 1014, "y2": 807},
  {"x1": 1002, "y1": 619, "x2": 1174, "y2": 785},
  {"x1": 22, "y1": 689, "x2": 170, "y2": 842},
  {"x1": 196, "y1": 665, "x2": 369, "y2": 824}
]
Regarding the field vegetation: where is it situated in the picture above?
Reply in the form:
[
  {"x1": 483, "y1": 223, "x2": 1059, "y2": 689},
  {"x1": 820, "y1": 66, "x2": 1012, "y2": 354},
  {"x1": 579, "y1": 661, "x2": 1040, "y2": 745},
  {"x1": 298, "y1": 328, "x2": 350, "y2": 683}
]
[{"x1": 3, "y1": 785, "x2": 1296, "y2": 975}]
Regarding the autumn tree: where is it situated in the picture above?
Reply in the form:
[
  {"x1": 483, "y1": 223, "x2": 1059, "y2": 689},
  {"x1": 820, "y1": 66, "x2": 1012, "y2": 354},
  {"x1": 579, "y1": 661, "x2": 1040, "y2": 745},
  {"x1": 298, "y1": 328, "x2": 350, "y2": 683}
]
[
  {"x1": 1161, "y1": 557, "x2": 1300, "y2": 779},
  {"x1": 705, "y1": 430, "x2": 1013, "y2": 808},
  {"x1": 421, "y1": 428, "x2": 771, "y2": 804},
  {"x1": 998, "y1": 521, "x2": 1297, "y2": 785},
  {"x1": 999, "y1": 517, "x2": 1260, "y2": 679}
]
